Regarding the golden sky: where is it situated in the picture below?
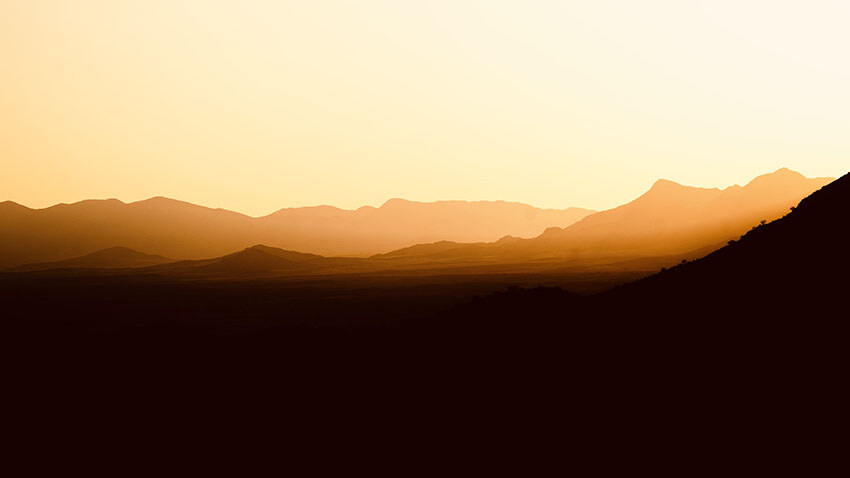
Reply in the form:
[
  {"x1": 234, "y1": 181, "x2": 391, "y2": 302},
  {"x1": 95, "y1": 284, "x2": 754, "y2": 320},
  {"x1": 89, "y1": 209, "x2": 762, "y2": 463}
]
[{"x1": 1, "y1": 0, "x2": 847, "y2": 216}]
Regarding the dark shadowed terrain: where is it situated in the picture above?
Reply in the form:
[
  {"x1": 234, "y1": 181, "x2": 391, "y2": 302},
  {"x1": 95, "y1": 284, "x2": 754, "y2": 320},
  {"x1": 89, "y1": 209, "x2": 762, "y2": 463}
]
[
  {"x1": 4, "y1": 173, "x2": 846, "y2": 365},
  {"x1": 3, "y1": 173, "x2": 847, "y2": 464}
]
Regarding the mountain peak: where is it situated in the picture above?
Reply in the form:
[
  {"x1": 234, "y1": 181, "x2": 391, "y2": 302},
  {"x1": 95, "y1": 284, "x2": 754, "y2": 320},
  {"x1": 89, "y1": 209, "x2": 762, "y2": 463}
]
[
  {"x1": 134, "y1": 196, "x2": 185, "y2": 205},
  {"x1": 246, "y1": 244, "x2": 282, "y2": 254},
  {"x1": 0, "y1": 200, "x2": 29, "y2": 210},
  {"x1": 649, "y1": 179, "x2": 684, "y2": 191},
  {"x1": 244, "y1": 244, "x2": 323, "y2": 261},
  {"x1": 773, "y1": 167, "x2": 799, "y2": 175},
  {"x1": 80, "y1": 246, "x2": 170, "y2": 262},
  {"x1": 495, "y1": 235, "x2": 522, "y2": 244},
  {"x1": 638, "y1": 178, "x2": 722, "y2": 201},
  {"x1": 380, "y1": 198, "x2": 414, "y2": 208},
  {"x1": 93, "y1": 246, "x2": 147, "y2": 255},
  {"x1": 745, "y1": 168, "x2": 808, "y2": 188}
]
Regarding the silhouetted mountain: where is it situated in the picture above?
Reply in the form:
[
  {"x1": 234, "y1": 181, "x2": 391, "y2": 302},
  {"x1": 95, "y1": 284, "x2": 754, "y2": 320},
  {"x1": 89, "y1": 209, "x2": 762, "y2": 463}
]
[
  {"x1": 530, "y1": 167, "x2": 833, "y2": 258},
  {"x1": 8, "y1": 247, "x2": 173, "y2": 272},
  {"x1": 243, "y1": 244, "x2": 324, "y2": 263},
  {"x1": 145, "y1": 244, "x2": 329, "y2": 276},
  {"x1": 0, "y1": 197, "x2": 593, "y2": 268},
  {"x1": 371, "y1": 240, "x2": 479, "y2": 259},
  {"x1": 371, "y1": 235, "x2": 525, "y2": 261},
  {"x1": 606, "y1": 170, "x2": 850, "y2": 310},
  {"x1": 0, "y1": 200, "x2": 30, "y2": 216},
  {"x1": 380, "y1": 168, "x2": 833, "y2": 267},
  {"x1": 0, "y1": 197, "x2": 256, "y2": 269},
  {"x1": 445, "y1": 171, "x2": 850, "y2": 325},
  {"x1": 249, "y1": 199, "x2": 594, "y2": 256},
  {"x1": 407, "y1": 171, "x2": 850, "y2": 435},
  {"x1": 200, "y1": 247, "x2": 315, "y2": 274}
]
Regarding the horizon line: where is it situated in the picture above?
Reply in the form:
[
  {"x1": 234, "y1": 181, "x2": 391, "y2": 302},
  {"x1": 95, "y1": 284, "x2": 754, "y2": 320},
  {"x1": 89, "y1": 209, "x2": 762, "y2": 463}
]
[{"x1": 2, "y1": 167, "x2": 836, "y2": 218}]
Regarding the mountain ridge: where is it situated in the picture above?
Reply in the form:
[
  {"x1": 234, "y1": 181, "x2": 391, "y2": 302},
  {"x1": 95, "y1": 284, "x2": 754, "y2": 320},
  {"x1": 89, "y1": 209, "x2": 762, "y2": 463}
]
[
  {"x1": 0, "y1": 196, "x2": 595, "y2": 267},
  {"x1": 377, "y1": 168, "x2": 834, "y2": 264},
  {"x1": 8, "y1": 246, "x2": 173, "y2": 272}
]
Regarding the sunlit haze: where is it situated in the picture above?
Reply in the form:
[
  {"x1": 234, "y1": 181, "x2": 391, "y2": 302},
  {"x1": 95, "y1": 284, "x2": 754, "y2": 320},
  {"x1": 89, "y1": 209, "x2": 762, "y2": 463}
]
[{"x1": 2, "y1": 0, "x2": 847, "y2": 216}]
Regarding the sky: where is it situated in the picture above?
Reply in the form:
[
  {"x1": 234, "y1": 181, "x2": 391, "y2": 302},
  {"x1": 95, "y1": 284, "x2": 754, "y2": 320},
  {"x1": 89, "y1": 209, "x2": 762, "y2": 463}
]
[{"x1": 1, "y1": 0, "x2": 848, "y2": 217}]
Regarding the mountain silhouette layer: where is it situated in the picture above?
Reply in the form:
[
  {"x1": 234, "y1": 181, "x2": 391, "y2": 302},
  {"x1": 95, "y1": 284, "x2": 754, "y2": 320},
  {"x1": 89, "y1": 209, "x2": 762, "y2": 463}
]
[
  {"x1": 0, "y1": 197, "x2": 594, "y2": 268},
  {"x1": 8, "y1": 246, "x2": 173, "y2": 272},
  {"x1": 5, "y1": 172, "x2": 846, "y2": 385},
  {"x1": 532, "y1": 167, "x2": 833, "y2": 258},
  {"x1": 606, "y1": 169, "x2": 849, "y2": 309},
  {"x1": 145, "y1": 244, "x2": 336, "y2": 277},
  {"x1": 410, "y1": 169, "x2": 850, "y2": 409},
  {"x1": 439, "y1": 170, "x2": 849, "y2": 328},
  {"x1": 377, "y1": 168, "x2": 833, "y2": 266}
]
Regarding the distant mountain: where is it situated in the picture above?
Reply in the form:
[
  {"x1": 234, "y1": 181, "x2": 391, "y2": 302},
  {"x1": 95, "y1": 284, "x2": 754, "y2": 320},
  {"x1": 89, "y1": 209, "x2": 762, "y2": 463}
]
[
  {"x1": 193, "y1": 246, "x2": 318, "y2": 275},
  {"x1": 530, "y1": 167, "x2": 834, "y2": 259},
  {"x1": 608, "y1": 170, "x2": 850, "y2": 307},
  {"x1": 378, "y1": 168, "x2": 834, "y2": 267},
  {"x1": 372, "y1": 240, "x2": 480, "y2": 259},
  {"x1": 256, "y1": 199, "x2": 593, "y2": 257},
  {"x1": 142, "y1": 244, "x2": 365, "y2": 277},
  {"x1": 0, "y1": 197, "x2": 256, "y2": 269},
  {"x1": 0, "y1": 197, "x2": 593, "y2": 268},
  {"x1": 9, "y1": 247, "x2": 172, "y2": 272},
  {"x1": 451, "y1": 170, "x2": 850, "y2": 325},
  {"x1": 0, "y1": 169, "x2": 830, "y2": 270}
]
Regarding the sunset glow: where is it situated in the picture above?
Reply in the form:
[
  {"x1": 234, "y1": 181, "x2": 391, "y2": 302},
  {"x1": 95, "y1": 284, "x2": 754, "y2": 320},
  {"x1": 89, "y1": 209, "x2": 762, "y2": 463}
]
[{"x1": 2, "y1": 1, "x2": 847, "y2": 215}]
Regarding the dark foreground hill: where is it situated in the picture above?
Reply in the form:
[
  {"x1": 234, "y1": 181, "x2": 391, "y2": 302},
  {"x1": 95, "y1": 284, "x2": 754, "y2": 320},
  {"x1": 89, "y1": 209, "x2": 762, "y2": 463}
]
[
  {"x1": 449, "y1": 170, "x2": 849, "y2": 324},
  {"x1": 424, "y1": 171, "x2": 848, "y2": 366},
  {"x1": 420, "y1": 171, "x2": 850, "y2": 409},
  {"x1": 405, "y1": 173, "x2": 849, "y2": 446}
]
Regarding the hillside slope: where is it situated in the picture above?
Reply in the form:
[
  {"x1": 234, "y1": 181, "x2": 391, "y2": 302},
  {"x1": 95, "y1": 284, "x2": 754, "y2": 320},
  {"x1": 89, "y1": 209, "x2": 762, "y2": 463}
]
[
  {"x1": 607, "y1": 171, "x2": 849, "y2": 312},
  {"x1": 446, "y1": 171, "x2": 849, "y2": 326}
]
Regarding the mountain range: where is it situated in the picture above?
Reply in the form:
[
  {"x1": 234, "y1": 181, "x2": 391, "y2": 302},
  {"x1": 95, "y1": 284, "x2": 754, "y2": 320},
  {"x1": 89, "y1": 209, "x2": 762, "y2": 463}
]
[
  {"x1": 375, "y1": 168, "x2": 833, "y2": 265},
  {"x1": 5, "y1": 169, "x2": 844, "y2": 454},
  {"x1": 0, "y1": 198, "x2": 593, "y2": 269},
  {"x1": 448, "y1": 169, "x2": 850, "y2": 330},
  {"x1": 1, "y1": 168, "x2": 832, "y2": 273}
]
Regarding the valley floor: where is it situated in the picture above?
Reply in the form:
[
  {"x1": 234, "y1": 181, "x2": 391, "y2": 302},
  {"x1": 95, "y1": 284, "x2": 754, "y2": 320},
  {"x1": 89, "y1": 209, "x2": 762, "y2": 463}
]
[{"x1": 1, "y1": 267, "x2": 649, "y2": 338}]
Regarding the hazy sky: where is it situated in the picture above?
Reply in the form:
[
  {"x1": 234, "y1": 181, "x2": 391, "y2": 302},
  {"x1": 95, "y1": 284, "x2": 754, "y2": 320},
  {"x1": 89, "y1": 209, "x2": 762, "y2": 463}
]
[{"x1": 2, "y1": 0, "x2": 847, "y2": 216}]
